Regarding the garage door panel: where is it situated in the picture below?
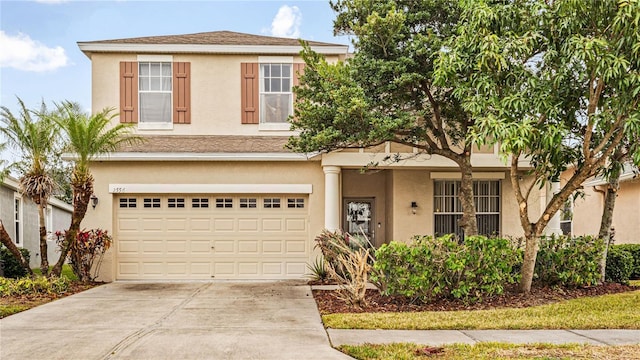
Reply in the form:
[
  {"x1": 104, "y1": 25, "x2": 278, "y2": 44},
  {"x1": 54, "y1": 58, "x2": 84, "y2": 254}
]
[
  {"x1": 213, "y1": 219, "x2": 235, "y2": 231},
  {"x1": 118, "y1": 218, "x2": 140, "y2": 232},
  {"x1": 262, "y1": 240, "x2": 283, "y2": 253},
  {"x1": 190, "y1": 240, "x2": 211, "y2": 254},
  {"x1": 141, "y1": 240, "x2": 164, "y2": 254},
  {"x1": 238, "y1": 219, "x2": 259, "y2": 231},
  {"x1": 189, "y1": 218, "x2": 211, "y2": 232},
  {"x1": 115, "y1": 194, "x2": 309, "y2": 280},
  {"x1": 285, "y1": 218, "x2": 307, "y2": 231},
  {"x1": 238, "y1": 240, "x2": 259, "y2": 254},
  {"x1": 166, "y1": 240, "x2": 188, "y2": 254},
  {"x1": 262, "y1": 219, "x2": 283, "y2": 231},
  {"x1": 285, "y1": 240, "x2": 306, "y2": 253},
  {"x1": 141, "y1": 218, "x2": 164, "y2": 231},
  {"x1": 166, "y1": 218, "x2": 188, "y2": 231}
]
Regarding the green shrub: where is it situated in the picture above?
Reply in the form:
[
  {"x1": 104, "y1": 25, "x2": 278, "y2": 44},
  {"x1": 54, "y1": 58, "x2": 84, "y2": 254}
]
[
  {"x1": 535, "y1": 235, "x2": 604, "y2": 287},
  {"x1": 613, "y1": 244, "x2": 640, "y2": 279},
  {"x1": 373, "y1": 235, "x2": 521, "y2": 303},
  {"x1": 605, "y1": 247, "x2": 634, "y2": 285},
  {"x1": 0, "y1": 246, "x2": 31, "y2": 279},
  {"x1": 0, "y1": 276, "x2": 70, "y2": 297}
]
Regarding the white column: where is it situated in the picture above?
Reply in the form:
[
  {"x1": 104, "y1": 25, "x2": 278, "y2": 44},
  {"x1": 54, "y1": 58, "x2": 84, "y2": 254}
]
[{"x1": 323, "y1": 166, "x2": 341, "y2": 231}]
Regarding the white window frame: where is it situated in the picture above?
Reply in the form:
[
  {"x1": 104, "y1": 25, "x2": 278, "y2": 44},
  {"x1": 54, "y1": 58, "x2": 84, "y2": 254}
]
[
  {"x1": 137, "y1": 55, "x2": 173, "y2": 130},
  {"x1": 13, "y1": 194, "x2": 23, "y2": 247},
  {"x1": 258, "y1": 56, "x2": 293, "y2": 131}
]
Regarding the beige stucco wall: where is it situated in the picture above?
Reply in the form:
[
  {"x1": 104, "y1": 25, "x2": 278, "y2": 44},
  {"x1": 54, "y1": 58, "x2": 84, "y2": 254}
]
[
  {"x1": 86, "y1": 160, "x2": 326, "y2": 282},
  {"x1": 90, "y1": 53, "x2": 341, "y2": 137},
  {"x1": 572, "y1": 180, "x2": 640, "y2": 244}
]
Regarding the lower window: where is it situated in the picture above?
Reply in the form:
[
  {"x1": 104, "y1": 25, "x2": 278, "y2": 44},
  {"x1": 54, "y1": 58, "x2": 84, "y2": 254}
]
[{"x1": 434, "y1": 180, "x2": 500, "y2": 239}]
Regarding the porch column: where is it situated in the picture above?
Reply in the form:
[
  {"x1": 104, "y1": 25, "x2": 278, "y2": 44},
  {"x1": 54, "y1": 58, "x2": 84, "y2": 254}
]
[{"x1": 323, "y1": 166, "x2": 341, "y2": 231}]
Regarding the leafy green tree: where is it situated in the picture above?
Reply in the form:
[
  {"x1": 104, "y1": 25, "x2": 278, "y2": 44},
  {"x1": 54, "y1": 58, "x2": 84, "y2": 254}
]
[
  {"x1": 1, "y1": 98, "x2": 59, "y2": 275},
  {"x1": 50, "y1": 102, "x2": 141, "y2": 278},
  {"x1": 289, "y1": 0, "x2": 483, "y2": 236},
  {"x1": 435, "y1": 0, "x2": 640, "y2": 292}
]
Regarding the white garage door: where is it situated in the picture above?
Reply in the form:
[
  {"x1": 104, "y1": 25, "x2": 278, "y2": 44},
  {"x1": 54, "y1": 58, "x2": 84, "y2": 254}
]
[{"x1": 115, "y1": 194, "x2": 309, "y2": 280}]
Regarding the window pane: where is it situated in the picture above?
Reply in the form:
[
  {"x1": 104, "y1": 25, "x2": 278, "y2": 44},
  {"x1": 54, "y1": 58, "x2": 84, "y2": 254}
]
[
  {"x1": 262, "y1": 64, "x2": 270, "y2": 77},
  {"x1": 140, "y1": 63, "x2": 149, "y2": 76},
  {"x1": 161, "y1": 63, "x2": 171, "y2": 76},
  {"x1": 150, "y1": 63, "x2": 161, "y2": 76},
  {"x1": 282, "y1": 64, "x2": 291, "y2": 78},
  {"x1": 140, "y1": 93, "x2": 171, "y2": 123},
  {"x1": 150, "y1": 77, "x2": 161, "y2": 91},
  {"x1": 271, "y1": 78, "x2": 281, "y2": 92},
  {"x1": 263, "y1": 78, "x2": 270, "y2": 92},
  {"x1": 272, "y1": 64, "x2": 281, "y2": 77},
  {"x1": 162, "y1": 78, "x2": 171, "y2": 91},
  {"x1": 282, "y1": 78, "x2": 291, "y2": 91},
  {"x1": 139, "y1": 77, "x2": 149, "y2": 91},
  {"x1": 262, "y1": 94, "x2": 291, "y2": 123}
]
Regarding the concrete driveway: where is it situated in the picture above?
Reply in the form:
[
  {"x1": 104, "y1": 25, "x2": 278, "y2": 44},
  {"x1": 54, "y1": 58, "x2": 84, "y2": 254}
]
[{"x1": 0, "y1": 281, "x2": 351, "y2": 360}]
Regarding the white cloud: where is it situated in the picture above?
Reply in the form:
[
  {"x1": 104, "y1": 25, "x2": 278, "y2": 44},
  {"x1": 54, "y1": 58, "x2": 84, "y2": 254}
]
[
  {"x1": 0, "y1": 31, "x2": 69, "y2": 72},
  {"x1": 270, "y1": 5, "x2": 302, "y2": 38}
]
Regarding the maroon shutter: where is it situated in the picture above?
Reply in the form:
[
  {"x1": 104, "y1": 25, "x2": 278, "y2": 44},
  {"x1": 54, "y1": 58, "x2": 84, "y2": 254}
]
[
  {"x1": 292, "y1": 63, "x2": 305, "y2": 105},
  {"x1": 120, "y1": 62, "x2": 138, "y2": 123},
  {"x1": 241, "y1": 63, "x2": 259, "y2": 124},
  {"x1": 173, "y1": 62, "x2": 191, "y2": 124}
]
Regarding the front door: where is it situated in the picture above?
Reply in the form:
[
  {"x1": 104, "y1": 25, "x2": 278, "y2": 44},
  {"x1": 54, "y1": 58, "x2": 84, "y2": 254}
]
[{"x1": 343, "y1": 198, "x2": 375, "y2": 248}]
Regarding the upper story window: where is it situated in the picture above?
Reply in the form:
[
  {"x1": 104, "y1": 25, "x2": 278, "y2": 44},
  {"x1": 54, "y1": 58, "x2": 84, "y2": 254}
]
[
  {"x1": 139, "y1": 62, "x2": 172, "y2": 124},
  {"x1": 260, "y1": 63, "x2": 292, "y2": 124},
  {"x1": 120, "y1": 58, "x2": 190, "y2": 127}
]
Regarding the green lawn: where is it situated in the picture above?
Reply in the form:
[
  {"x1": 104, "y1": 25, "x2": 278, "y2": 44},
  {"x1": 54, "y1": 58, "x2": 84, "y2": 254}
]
[
  {"x1": 32, "y1": 264, "x2": 77, "y2": 281},
  {"x1": 324, "y1": 289, "x2": 640, "y2": 330},
  {"x1": 339, "y1": 342, "x2": 640, "y2": 360}
]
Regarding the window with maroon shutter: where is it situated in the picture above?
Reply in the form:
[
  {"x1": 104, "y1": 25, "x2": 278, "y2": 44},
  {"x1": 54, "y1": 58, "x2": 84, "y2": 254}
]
[
  {"x1": 173, "y1": 62, "x2": 191, "y2": 124},
  {"x1": 120, "y1": 62, "x2": 138, "y2": 123},
  {"x1": 241, "y1": 63, "x2": 259, "y2": 124}
]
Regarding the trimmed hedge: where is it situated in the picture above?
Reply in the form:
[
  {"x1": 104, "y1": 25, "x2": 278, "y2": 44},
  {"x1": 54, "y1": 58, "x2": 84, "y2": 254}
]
[
  {"x1": 373, "y1": 235, "x2": 521, "y2": 303},
  {"x1": 605, "y1": 247, "x2": 634, "y2": 285},
  {"x1": 0, "y1": 246, "x2": 31, "y2": 279},
  {"x1": 612, "y1": 244, "x2": 640, "y2": 279},
  {"x1": 535, "y1": 235, "x2": 604, "y2": 287}
]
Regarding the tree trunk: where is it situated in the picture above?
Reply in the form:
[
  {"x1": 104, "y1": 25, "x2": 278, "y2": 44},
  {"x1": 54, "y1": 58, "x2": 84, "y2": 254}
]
[
  {"x1": 50, "y1": 177, "x2": 92, "y2": 278},
  {"x1": 457, "y1": 155, "x2": 479, "y2": 237},
  {"x1": 37, "y1": 204, "x2": 49, "y2": 276},
  {"x1": 0, "y1": 220, "x2": 34, "y2": 277},
  {"x1": 519, "y1": 233, "x2": 539, "y2": 292},
  {"x1": 598, "y1": 174, "x2": 619, "y2": 283}
]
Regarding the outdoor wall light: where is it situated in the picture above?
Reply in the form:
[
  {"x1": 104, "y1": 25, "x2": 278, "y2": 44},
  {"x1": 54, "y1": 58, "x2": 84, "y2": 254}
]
[
  {"x1": 90, "y1": 194, "x2": 99, "y2": 209},
  {"x1": 411, "y1": 201, "x2": 418, "y2": 214}
]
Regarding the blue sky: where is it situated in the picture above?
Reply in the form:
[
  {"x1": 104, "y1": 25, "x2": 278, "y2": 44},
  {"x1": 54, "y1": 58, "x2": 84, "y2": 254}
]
[{"x1": 0, "y1": 0, "x2": 350, "y2": 116}]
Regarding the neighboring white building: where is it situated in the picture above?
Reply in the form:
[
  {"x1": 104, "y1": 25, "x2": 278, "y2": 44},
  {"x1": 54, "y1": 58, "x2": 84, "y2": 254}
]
[{"x1": 1, "y1": 176, "x2": 73, "y2": 267}]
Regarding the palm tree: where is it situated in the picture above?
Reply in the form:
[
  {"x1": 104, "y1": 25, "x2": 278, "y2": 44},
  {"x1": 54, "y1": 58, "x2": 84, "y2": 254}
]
[
  {"x1": 1, "y1": 98, "x2": 59, "y2": 275},
  {"x1": 50, "y1": 102, "x2": 141, "y2": 279}
]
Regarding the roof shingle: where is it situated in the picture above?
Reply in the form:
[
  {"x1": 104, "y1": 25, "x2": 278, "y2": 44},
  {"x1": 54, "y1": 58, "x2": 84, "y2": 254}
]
[{"x1": 116, "y1": 135, "x2": 293, "y2": 153}]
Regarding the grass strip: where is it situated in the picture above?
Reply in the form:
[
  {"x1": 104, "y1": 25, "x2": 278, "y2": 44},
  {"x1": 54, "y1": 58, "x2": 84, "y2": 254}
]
[
  {"x1": 324, "y1": 290, "x2": 640, "y2": 330},
  {"x1": 339, "y1": 342, "x2": 640, "y2": 360}
]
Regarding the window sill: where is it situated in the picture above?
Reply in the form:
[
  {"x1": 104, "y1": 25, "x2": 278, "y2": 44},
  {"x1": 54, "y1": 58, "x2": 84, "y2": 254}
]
[
  {"x1": 258, "y1": 123, "x2": 291, "y2": 131},
  {"x1": 138, "y1": 122, "x2": 174, "y2": 130}
]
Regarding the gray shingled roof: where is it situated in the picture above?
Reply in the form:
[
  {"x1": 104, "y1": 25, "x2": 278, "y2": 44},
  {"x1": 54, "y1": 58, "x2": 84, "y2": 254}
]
[
  {"x1": 116, "y1": 135, "x2": 293, "y2": 153},
  {"x1": 80, "y1": 30, "x2": 342, "y2": 47}
]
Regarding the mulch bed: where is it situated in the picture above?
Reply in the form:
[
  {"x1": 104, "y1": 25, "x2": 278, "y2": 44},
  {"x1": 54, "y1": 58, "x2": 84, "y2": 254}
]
[
  {"x1": 313, "y1": 283, "x2": 638, "y2": 314},
  {"x1": 0, "y1": 281, "x2": 100, "y2": 315}
]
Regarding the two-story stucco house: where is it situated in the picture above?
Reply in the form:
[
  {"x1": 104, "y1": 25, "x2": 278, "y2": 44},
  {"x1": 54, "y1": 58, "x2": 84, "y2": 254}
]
[{"x1": 78, "y1": 31, "x2": 537, "y2": 282}]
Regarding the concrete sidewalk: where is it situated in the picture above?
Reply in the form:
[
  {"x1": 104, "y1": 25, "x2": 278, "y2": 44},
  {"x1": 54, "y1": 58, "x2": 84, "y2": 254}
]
[{"x1": 328, "y1": 329, "x2": 640, "y2": 346}]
